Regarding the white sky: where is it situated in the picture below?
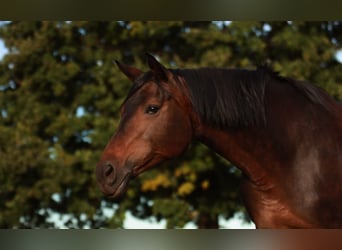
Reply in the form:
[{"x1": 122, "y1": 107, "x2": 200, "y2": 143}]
[
  {"x1": 0, "y1": 39, "x2": 7, "y2": 60},
  {"x1": 123, "y1": 211, "x2": 255, "y2": 229}
]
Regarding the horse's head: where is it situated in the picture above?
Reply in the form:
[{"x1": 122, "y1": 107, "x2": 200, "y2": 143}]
[{"x1": 96, "y1": 54, "x2": 196, "y2": 198}]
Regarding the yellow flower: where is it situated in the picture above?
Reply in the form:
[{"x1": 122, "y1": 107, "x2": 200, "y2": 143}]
[{"x1": 177, "y1": 182, "x2": 195, "y2": 196}]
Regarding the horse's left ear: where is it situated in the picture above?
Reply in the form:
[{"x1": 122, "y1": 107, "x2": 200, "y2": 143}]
[
  {"x1": 116, "y1": 60, "x2": 143, "y2": 82},
  {"x1": 146, "y1": 53, "x2": 171, "y2": 81}
]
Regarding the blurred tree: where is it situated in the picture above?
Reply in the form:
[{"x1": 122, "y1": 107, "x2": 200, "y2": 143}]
[{"x1": 0, "y1": 21, "x2": 342, "y2": 228}]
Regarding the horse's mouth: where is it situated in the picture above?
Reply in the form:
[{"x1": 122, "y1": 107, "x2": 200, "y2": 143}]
[{"x1": 107, "y1": 171, "x2": 132, "y2": 199}]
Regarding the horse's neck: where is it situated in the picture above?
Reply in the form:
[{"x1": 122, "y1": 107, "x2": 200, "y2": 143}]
[
  {"x1": 194, "y1": 81, "x2": 298, "y2": 184},
  {"x1": 196, "y1": 125, "x2": 271, "y2": 183}
]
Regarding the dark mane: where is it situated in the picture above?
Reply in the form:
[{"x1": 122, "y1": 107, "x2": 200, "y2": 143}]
[
  {"x1": 173, "y1": 67, "x2": 268, "y2": 128},
  {"x1": 172, "y1": 66, "x2": 329, "y2": 128}
]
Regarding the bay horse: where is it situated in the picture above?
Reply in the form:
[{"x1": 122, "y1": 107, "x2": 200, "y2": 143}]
[{"x1": 96, "y1": 54, "x2": 342, "y2": 228}]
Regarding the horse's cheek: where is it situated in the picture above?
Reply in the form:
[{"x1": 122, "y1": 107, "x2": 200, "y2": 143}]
[{"x1": 166, "y1": 112, "x2": 192, "y2": 150}]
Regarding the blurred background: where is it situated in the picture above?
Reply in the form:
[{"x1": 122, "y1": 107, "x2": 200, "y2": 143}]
[{"x1": 1, "y1": 21, "x2": 342, "y2": 229}]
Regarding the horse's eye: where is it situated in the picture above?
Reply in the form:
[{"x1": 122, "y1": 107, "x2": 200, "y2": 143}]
[{"x1": 145, "y1": 105, "x2": 160, "y2": 115}]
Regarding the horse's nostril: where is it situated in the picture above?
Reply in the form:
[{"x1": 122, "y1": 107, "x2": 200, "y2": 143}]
[{"x1": 104, "y1": 164, "x2": 114, "y2": 177}]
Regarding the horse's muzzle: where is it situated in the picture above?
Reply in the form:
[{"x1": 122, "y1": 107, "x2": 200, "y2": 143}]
[{"x1": 96, "y1": 161, "x2": 132, "y2": 199}]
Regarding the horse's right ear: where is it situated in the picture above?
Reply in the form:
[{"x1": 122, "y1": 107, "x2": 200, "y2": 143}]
[{"x1": 115, "y1": 61, "x2": 143, "y2": 82}]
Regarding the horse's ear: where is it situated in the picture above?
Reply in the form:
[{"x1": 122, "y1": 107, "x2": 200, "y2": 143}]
[
  {"x1": 115, "y1": 60, "x2": 143, "y2": 82},
  {"x1": 146, "y1": 53, "x2": 170, "y2": 81}
]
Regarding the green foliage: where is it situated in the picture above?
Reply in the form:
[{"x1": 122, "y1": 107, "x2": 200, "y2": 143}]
[
  {"x1": 0, "y1": 21, "x2": 342, "y2": 228},
  {"x1": 153, "y1": 198, "x2": 192, "y2": 228}
]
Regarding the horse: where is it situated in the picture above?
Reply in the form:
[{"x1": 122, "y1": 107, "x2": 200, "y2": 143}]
[{"x1": 96, "y1": 53, "x2": 342, "y2": 228}]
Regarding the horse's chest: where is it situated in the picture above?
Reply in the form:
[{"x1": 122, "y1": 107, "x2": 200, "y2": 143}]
[{"x1": 240, "y1": 179, "x2": 317, "y2": 228}]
